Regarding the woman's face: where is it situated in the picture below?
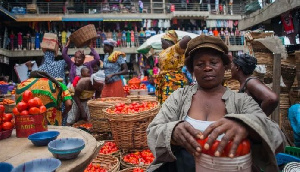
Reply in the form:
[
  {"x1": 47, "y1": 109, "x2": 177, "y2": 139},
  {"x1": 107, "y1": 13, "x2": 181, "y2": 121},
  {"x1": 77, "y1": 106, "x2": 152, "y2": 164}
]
[
  {"x1": 161, "y1": 39, "x2": 173, "y2": 50},
  {"x1": 230, "y1": 61, "x2": 239, "y2": 79},
  {"x1": 103, "y1": 44, "x2": 112, "y2": 54},
  {"x1": 193, "y1": 51, "x2": 226, "y2": 89},
  {"x1": 74, "y1": 51, "x2": 85, "y2": 66}
]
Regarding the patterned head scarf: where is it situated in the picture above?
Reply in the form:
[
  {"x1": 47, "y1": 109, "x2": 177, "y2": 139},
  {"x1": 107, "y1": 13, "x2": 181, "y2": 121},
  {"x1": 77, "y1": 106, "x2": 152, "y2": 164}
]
[
  {"x1": 162, "y1": 30, "x2": 178, "y2": 44},
  {"x1": 104, "y1": 39, "x2": 117, "y2": 47}
]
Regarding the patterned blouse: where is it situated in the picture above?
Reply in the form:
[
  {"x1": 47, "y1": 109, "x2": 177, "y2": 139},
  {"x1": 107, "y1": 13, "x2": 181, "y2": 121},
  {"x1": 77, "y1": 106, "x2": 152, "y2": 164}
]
[{"x1": 103, "y1": 53, "x2": 126, "y2": 83}]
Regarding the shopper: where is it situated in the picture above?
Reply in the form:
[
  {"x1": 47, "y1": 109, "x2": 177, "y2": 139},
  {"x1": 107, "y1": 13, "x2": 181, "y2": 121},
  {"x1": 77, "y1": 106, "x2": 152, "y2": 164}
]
[
  {"x1": 231, "y1": 54, "x2": 278, "y2": 115},
  {"x1": 101, "y1": 39, "x2": 128, "y2": 97},
  {"x1": 147, "y1": 35, "x2": 285, "y2": 172}
]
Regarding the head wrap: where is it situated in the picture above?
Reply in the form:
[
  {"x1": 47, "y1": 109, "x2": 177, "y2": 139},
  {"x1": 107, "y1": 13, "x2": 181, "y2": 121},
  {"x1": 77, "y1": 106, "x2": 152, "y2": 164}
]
[
  {"x1": 233, "y1": 54, "x2": 257, "y2": 75},
  {"x1": 90, "y1": 70, "x2": 105, "y2": 85},
  {"x1": 162, "y1": 30, "x2": 178, "y2": 44},
  {"x1": 104, "y1": 39, "x2": 117, "y2": 47}
]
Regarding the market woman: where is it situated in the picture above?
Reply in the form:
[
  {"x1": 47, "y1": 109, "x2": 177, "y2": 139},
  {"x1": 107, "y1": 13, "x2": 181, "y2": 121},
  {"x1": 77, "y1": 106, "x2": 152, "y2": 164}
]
[
  {"x1": 16, "y1": 74, "x2": 72, "y2": 126},
  {"x1": 147, "y1": 35, "x2": 285, "y2": 172},
  {"x1": 67, "y1": 71, "x2": 105, "y2": 125},
  {"x1": 155, "y1": 30, "x2": 191, "y2": 104},
  {"x1": 231, "y1": 53, "x2": 278, "y2": 115},
  {"x1": 101, "y1": 39, "x2": 128, "y2": 97},
  {"x1": 62, "y1": 40, "x2": 100, "y2": 83}
]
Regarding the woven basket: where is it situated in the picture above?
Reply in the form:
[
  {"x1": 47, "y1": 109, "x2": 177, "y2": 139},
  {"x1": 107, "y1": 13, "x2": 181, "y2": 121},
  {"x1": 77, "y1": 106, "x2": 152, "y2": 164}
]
[
  {"x1": 254, "y1": 52, "x2": 273, "y2": 65},
  {"x1": 92, "y1": 132, "x2": 113, "y2": 141},
  {"x1": 104, "y1": 101, "x2": 160, "y2": 150},
  {"x1": 92, "y1": 154, "x2": 120, "y2": 172},
  {"x1": 265, "y1": 65, "x2": 273, "y2": 79},
  {"x1": 88, "y1": 97, "x2": 131, "y2": 133},
  {"x1": 281, "y1": 65, "x2": 296, "y2": 93},
  {"x1": 126, "y1": 95, "x2": 157, "y2": 102},
  {"x1": 120, "y1": 152, "x2": 150, "y2": 169},
  {"x1": 249, "y1": 32, "x2": 274, "y2": 40},
  {"x1": 98, "y1": 140, "x2": 120, "y2": 158},
  {"x1": 225, "y1": 79, "x2": 240, "y2": 91},
  {"x1": 69, "y1": 24, "x2": 97, "y2": 48},
  {"x1": 280, "y1": 94, "x2": 290, "y2": 107},
  {"x1": 290, "y1": 88, "x2": 300, "y2": 105},
  {"x1": 280, "y1": 107, "x2": 294, "y2": 143},
  {"x1": 0, "y1": 129, "x2": 13, "y2": 140},
  {"x1": 251, "y1": 41, "x2": 272, "y2": 53},
  {"x1": 224, "y1": 70, "x2": 232, "y2": 81},
  {"x1": 119, "y1": 167, "x2": 146, "y2": 172}
]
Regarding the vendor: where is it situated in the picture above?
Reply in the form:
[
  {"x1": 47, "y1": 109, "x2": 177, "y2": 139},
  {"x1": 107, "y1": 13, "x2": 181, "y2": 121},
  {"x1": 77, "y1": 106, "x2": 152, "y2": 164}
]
[
  {"x1": 231, "y1": 53, "x2": 278, "y2": 115},
  {"x1": 62, "y1": 40, "x2": 100, "y2": 83},
  {"x1": 155, "y1": 30, "x2": 192, "y2": 104},
  {"x1": 101, "y1": 39, "x2": 128, "y2": 97},
  {"x1": 67, "y1": 71, "x2": 105, "y2": 125},
  {"x1": 147, "y1": 35, "x2": 285, "y2": 172}
]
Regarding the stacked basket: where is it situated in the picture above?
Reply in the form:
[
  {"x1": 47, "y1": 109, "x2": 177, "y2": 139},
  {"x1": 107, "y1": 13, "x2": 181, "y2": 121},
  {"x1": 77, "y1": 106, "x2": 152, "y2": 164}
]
[
  {"x1": 281, "y1": 65, "x2": 296, "y2": 93},
  {"x1": 279, "y1": 93, "x2": 293, "y2": 143},
  {"x1": 69, "y1": 24, "x2": 97, "y2": 48},
  {"x1": 91, "y1": 154, "x2": 120, "y2": 172}
]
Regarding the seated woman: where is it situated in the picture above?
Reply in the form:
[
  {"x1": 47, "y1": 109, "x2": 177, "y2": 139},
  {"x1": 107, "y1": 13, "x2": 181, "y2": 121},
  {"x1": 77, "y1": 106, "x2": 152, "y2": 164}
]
[
  {"x1": 147, "y1": 35, "x2": 285, "y2": 172},
  {"x1": 231, "y1": 54, "x2": 278, "y2": 115},
  {"x1": 67, "y1": 70, "x2": 105, "y2": 125}
]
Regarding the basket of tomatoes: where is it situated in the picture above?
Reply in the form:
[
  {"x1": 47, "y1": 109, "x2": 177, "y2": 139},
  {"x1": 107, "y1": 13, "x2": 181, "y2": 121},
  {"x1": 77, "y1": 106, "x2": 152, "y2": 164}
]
[
  {"x1": 120, "y1": 150, "x2": 154, "y2": 169},
  {"x1": 86, "y1": 154, "x2": 120, "y2": 172},
  {"x1": 13, "y1": 90, "x2": 48, "y2": 138},
  {"x1": 104, "y1": 101, "x2": 160, "y2": 150},
  {"x1": 98, "y1": 140, "x2": 120, "y2": 157},
  {"x1": 73, "y1": 120, "x2": 93, "y2": 133},
  {"x1": 119, "y1": 167, "x2": 146, "y2": 172},
  {"x1": 0, "y1": 105, "x2": 14, "y2": 140},
  {"x1": 87, "y1": 97, "x2": 131, "y2": 133},
  {"x1": 3, "y1": 99, "x2": 16, "y2": 113}
]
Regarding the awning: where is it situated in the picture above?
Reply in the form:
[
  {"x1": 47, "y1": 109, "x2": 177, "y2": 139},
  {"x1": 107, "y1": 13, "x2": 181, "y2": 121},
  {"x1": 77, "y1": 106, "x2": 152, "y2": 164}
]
[
  {"x1": 103, "y1": 19, "x2": 142, "y2": 21},
  {"x1": 62, "y1": 17, "x2": 103, "y2": 22},
  {"x1": 171, "y1": 11, "x2": 209, "y2": 19}
]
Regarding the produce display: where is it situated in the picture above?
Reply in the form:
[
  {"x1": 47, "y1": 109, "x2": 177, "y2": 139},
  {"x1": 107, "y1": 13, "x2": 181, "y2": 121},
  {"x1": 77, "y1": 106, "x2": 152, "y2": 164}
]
[
  {"x1": 197, "y1": 138, "x2": 251, "y2": 157},
  {"x1": 13, "y1": 90, "x2": 47, "y2": 116},
  {"x1": 0, "y1": 81, "x2": 8, "y2": 85},
  {"x1": 99, "y1": 141, "x2": 118, "y2": 154},
  {"x1": 2, "y1": 99, "x2": 15, "y2": 105},
  {"x1": 73, "y1": 122, "x2": 93, "y2": 130},
  {"x1": 123, "y1": 150, "x2": 154, "y2": 165},
  {"x1": 106, "y1": 101, "x2": 158, "y2": 114},
  {"x1": 0, "y1": 105, "x2": 14, "y2": 132},
  {"x1": 84, "y1": 163, "x2": 107, "y2": 172},
  {"x1": 124, "y1": 84, "x2": 147, "y2": 95},
  {"x1": 133, "y1": 168, "x2": 144, "y2": 172}
]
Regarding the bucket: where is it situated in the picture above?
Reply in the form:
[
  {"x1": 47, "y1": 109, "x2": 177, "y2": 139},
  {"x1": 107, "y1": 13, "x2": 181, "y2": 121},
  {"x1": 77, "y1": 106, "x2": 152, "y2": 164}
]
[
  {"x1": 15, "y1": 114, "x2": 48, "y2": 138},
  {"x1": 195, "y1": 153, "x2": 252, "y2": 172}
]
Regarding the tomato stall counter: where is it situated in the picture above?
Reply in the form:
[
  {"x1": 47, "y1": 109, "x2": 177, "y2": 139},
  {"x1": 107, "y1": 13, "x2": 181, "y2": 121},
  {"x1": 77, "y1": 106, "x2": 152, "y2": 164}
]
[{"x1": 0, "y1": 126, "x2": 100, "y2": 172}]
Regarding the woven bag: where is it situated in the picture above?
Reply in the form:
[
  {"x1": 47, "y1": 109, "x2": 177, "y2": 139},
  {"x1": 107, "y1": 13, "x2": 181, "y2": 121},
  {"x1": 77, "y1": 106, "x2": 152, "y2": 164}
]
[{"x1": 69, "y1": 24, "x2": 97, "y2": 48}]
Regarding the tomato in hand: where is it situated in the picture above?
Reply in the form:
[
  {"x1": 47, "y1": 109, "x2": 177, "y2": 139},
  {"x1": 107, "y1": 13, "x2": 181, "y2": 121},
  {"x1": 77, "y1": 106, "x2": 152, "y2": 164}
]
[
  {"x1": 29, "y1": 107, "x2": 40, "y2": 115},
  {"x1": 28, "y1": 98, "x2": 39, "y2": 108},
  {"x1": 22, "y1": 90, "x2": 33, "y2": 103},
  {"x1": 240, "y1": 139, "x2": 251, "y2": 156},
  {"x1": 40, "y1": 105, "x2": 47, "y2": 113},
  {"x1": 20, "y1": 110, "x2": 29, "y2": 116},
  {"x1": 3, "y1": 113, "x2": 13, "y2": 122},
  {"x1": 12, "y1": 107, "x2": 20, "y2": 115},
  {"x1": 17, "y1": 102, "x2": 28, "y2": 112},
  {"x1": 2, "y1": 121, "x2": 14, "y2": 130}
]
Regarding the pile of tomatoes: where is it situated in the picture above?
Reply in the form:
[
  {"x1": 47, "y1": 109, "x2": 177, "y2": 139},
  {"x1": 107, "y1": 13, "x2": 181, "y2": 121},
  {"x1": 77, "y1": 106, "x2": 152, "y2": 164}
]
[
  {"x1": 197, "y1": 138, "x2": 251, "y2": 157},
  {"x1": 73, "y1": 122, "x2": 93, "y2": 130},
  {"x1": 99, "y1": 141, "x2": 118, "y2": 154},
  {"x1": 132, "y1": 168, "x2": 144, "y2": 172},
  {"x1": 84, "y1": 163, "x2": 107, "y2": 172},
  {"x1": 2, "y1": 99, "x2": 15, "y2": 105},
  {"x1": 12, "y1": 90, "x2": 47, "y2": 116},
  {"x1": 0, "y1": 105, "x2": 14, "y2": 132},
  {"x1": 124, "y1": 84, "x2": 147, "y2": 94},
  {"x1": 123, "y1": 150, "x2": 154, "y2": 165},
  {"x1": 106, "y1": 101, "x2": 158, "y2": 114},
  {"x1": 0, "y1": 81, "x2": 8, "y2": 85}
]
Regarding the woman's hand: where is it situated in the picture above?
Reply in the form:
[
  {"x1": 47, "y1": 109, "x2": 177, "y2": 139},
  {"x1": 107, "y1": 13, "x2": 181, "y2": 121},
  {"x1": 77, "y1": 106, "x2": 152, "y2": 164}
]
[
  {"x1": 88, "y1": 40, "x2": 94, "y2": 49},
  {"x1": 172, "y1": 122, "x2": 202, "y2": 156},
  {"x1": 105, "y1": 74, "x2": 114, "y2": 83},
  {"x1": 25, "y1": 61, "x2": 33, "y2": 70},
  {"x1": 200, "y1": 118, "x2": 248, "y2": 158}
]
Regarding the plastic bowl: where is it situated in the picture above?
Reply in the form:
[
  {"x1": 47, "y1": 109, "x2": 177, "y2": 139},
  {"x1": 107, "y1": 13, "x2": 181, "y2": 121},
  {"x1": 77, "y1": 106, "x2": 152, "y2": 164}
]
[
  {"x1": 11, "y1": 158, "x2": 61, "y2": 172},
  {"x1": 48, "y1": 138, "x2": 85, "y2": 160},
  {"x1": 28, "y1": 131, "x2": 60, "y2": 146},
  {"x1": 0, "y1": 162, "x2": 14, "y2": 172}
]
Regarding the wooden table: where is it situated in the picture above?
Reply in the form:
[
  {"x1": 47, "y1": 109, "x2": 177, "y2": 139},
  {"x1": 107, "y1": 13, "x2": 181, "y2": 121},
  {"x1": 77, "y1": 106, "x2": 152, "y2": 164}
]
[{"x1": 0, "y1": 126, "x2": 100, "y2": 172}]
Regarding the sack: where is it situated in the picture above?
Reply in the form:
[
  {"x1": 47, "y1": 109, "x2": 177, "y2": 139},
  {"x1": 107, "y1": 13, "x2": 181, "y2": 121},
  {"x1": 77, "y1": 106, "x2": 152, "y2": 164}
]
[{"x1": 41, "y1": 33, "x2": 59, "y2": 56}]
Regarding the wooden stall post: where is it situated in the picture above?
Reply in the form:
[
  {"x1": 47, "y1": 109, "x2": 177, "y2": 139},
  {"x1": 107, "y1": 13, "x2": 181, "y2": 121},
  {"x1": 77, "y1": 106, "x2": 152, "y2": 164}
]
[{"x1": 271, "y1": 53, "x2": 281, "y2": 124}]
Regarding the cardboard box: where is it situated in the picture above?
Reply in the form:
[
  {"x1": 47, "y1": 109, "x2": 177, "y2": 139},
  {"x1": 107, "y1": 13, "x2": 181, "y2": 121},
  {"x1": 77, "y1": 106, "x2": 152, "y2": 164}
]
[{"x1": 41, "y1": 33, "x2": 59, "y2": 56}]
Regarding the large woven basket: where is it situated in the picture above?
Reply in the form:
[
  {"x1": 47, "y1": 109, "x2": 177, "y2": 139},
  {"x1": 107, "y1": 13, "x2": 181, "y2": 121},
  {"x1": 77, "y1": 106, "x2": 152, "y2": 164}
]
[
  {"x1": 104, "y1": 101, "x2": 160, "y2": 151},
  {"x1": 88, "y1": 97, "x2": 131, "y2": 133},
  {"x1": 280, "y1": 107, "x2": 294, "y2": 143},
  {"x1": 280, "y1": 94, "x2": 290, "y2": 107},
  {"x1": 92, "y1": 154, "x2": 120, "y2": 172},
  {"x1": 290, "y1": 88, "x2": 300, "y2": 105},
  {"x1": 126, "y1": 95, "x2": 157, "y2": 102},
  {"x1": 254, "y1": 52, "x2": 273, "y2": 65},
  {"x1": 119, "y1": 167, "x2": 146, "y2": 172},
  {"x1": 251, "y1": 41, "x2": 273, "y2": 53},
  {"x1": 98, "y1": 140, "x2": 120, "y2": 158},
  {"x1": 281, "y1": 65, "x2": 296, "y2": 93},
  {"x1": 120, "y1": 152, "x2": 150, "y2": 170},
  {"x1": 69, "y1": 24, "x2": 97, "y2": 48}
]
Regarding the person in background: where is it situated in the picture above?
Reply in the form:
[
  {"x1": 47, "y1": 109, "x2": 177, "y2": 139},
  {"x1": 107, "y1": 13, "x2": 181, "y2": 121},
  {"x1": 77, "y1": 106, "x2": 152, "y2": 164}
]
[
  {"x1": 31, "y1": 32, "x2": 35, "y2": 50},
  {"x1": 102, "y1": 39, "x2": 128, "y2": 97},
  {"x1": 26, "y1": 31, "x2": 31, "y2": 50},
  {"x1": 156, "y1": 30, "x2": 191, "y2": 104},
  {"x1": 208, "y1": 27, "x2": 214, "y2": 36},
  {"x1": 131, "y1": 30, "x2": 135, "y2": 47},
  {"x1": 17, "y1": 32, "x2": 22, "y2": 50},
  {"x1": 67, "y1": 70, "x2": 105, "y2": 125},
  {"x1": 138, "y1": 0, "x2": 143, "y2": 13},
  {"x1": 72, "y1": 66, "x2": 91, "y2": 88},
  {"x1": 96, "y1": 27, "x2": 102, "y2": 48},
  {"x1": 35, "y1": 31, "x2": 40, "y2": 50},
  {"x1": 145, "y1": 27, "x2": 151, "y2": 38},
  {"x1": 231, "y1": 54, "x2": 278, "y2": 116},
  {"x1": 9, "y1": 31, "x2": 14, "y2": 50},
  {"x1": 61, "y1": 29, "x2": 67, "y2": 46},
  {"x1": 150, "y1": 28, "x2": 157, "y2": 36},
  {"x1": 202, "y1": 27, "x2": 208, "y2": 36},
  {"x1": 62, "y1": 40, "x2": 100, "y2": 83},
  {"x1": 122, "y1": 30, "x2": 126, "y2": 47},
  {"x1": 126, "y1": 30, "x2": 131, "y2": 48},
  {"x1": 213, "y1": 27, "x2": 219, "y2": 37},
  {"x1": 134, "y1": 27, "x2": 140, "y2": 47}
]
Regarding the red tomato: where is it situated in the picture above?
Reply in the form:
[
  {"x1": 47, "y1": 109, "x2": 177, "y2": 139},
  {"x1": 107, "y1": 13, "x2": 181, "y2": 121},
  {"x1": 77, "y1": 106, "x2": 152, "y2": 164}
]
[
  {"x1": 223, "y1": 141, "x2": 233, "y2": 157},
  {"x1": 208, "y1": 140, "x2": 220, "y2": 156},
  {"x1": 29, "y1": 107, "x2": 40, "y2": 115},
  {"x1": 20, "y1": 110, "x2": 29, "y2": 116},
  {"x1": 12, "y1": 107, "x2": 20, "y2": 115},
  {"x1": 2, "y1": 121, "x2": 14, "y2": 130},
  {"x1": 33, "y1": 97, "x2": 43, "y2": 107},
  {"x1": 235, "y1": 142, "x2": 243, "y2": 156},
  {"x1": 17, "y1": 102, "x2": 28, "y2": 112},
  {"x1": 28, "y1": 98, "x2": 39, "y2": 108},
  {"x1": 3, "y1": 113, "x2": 13, "y2": 122},
  {"x1": 196, "y1": 138, "x2": 209, "y2": 154},
  {"x1": 0, "y1": 105, "x2": 4, "y2": 114},
  {"x1": 40, "y1": 106, "x2": 47, "y2": 113},
  {"x1": 133, "y1": 168, "x2": 144, "y2": 172},
  {"x1": 22, "y1": 90, "x2": 33, "y2": 103},
  {"x1": 240, "y1": 139, "x2": 251, "y2": 156}
]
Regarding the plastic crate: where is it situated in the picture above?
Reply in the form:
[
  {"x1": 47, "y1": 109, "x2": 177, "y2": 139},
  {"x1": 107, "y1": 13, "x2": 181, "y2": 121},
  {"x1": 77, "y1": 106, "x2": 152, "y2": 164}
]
[
  {"x1": 285, "y1": 146, "x2": 300, "y2": 158},
  {"x1": 276, "y1": 153, "x2": 300, "y2": 166}
]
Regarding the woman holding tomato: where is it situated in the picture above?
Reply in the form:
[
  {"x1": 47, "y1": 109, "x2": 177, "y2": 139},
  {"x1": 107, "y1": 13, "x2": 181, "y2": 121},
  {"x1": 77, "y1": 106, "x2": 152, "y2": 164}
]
[{"x1": 147, "y1": 35, "x2": 285, "y2": 172}]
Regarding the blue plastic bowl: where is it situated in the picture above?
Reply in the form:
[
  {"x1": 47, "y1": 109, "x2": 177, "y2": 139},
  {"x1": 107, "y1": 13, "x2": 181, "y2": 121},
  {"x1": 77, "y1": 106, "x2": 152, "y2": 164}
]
[
  {"x1": 0, "y1": 162, "x2": 14, "y2": 172},
  {"x1": 28, "y1": 131, "x2": 60, "y2": 146},
  {"x1": 11, "y1": 158, "x2": 61, "y2": 172},
  {"x1": 48, "y1": 138, "x2": 85, "y2": 160}
]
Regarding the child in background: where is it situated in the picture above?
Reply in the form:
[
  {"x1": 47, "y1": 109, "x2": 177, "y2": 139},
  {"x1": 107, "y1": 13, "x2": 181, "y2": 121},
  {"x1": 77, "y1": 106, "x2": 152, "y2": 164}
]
[{"x1": 72, "y1": 67, "x2": 91, "y2": 88}]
